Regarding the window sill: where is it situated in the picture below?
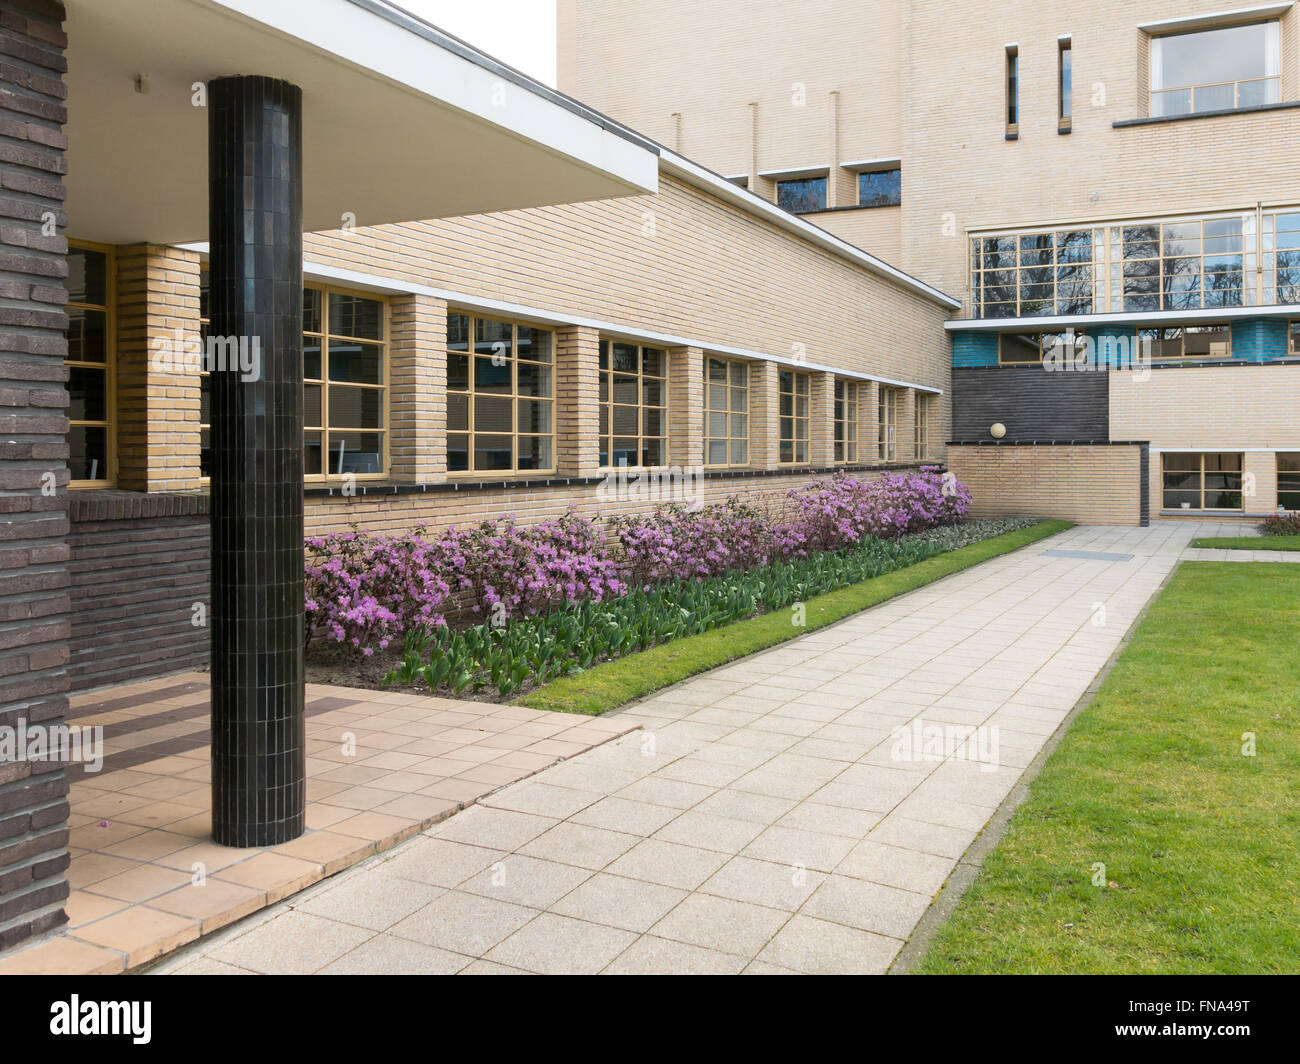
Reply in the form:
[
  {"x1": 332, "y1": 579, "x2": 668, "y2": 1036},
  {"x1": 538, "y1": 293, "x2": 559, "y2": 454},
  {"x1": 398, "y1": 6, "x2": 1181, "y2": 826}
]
[
  {"x1": 1114, "y1": 99, "x2": 1300, "y2": 127},
  {"x1": 792, "y1": 203, "x2": 901, "y2": 217},
  {"x1": 1159, "y1": 508, "x2": 1268, "y2": 517}
]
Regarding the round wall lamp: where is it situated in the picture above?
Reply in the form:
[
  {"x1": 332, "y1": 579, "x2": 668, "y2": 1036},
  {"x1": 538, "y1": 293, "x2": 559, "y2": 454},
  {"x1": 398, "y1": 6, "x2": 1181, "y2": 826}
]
[{"x1": 990, "y1": 423, "x2": 1007, "y2": 440}]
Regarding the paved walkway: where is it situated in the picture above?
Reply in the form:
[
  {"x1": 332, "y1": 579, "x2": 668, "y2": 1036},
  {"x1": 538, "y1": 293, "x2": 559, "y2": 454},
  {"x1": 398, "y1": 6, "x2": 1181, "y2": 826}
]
[{"x1": 156, "y1": 522, "x2": 1232, "y2": 975}]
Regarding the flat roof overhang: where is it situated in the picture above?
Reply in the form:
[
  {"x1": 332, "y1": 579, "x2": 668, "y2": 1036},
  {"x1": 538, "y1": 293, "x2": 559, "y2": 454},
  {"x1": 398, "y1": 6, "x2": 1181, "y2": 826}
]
[
  {"x1": 945, "y1": 304, "x2": 1300, "y2": 330},
  {"x1": 63, "y1": 0, "x2": 659, "y2": 246}
]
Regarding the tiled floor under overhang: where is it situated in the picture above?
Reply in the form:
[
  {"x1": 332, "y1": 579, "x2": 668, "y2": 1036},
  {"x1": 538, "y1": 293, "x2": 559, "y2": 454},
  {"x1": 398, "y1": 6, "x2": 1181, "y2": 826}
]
[{"x1": 0, "y1": 672, "x2": 635, "y2": 974}]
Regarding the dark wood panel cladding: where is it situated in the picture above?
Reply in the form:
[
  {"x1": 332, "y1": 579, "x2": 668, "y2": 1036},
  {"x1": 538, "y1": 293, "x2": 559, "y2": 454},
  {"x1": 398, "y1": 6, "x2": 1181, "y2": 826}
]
[
  {"x1": 952, "y1": 365, "x2": 1109, "y2": 441},
  {"x1": 67, "y1": 493, "x2": 209, "y2": 692}
]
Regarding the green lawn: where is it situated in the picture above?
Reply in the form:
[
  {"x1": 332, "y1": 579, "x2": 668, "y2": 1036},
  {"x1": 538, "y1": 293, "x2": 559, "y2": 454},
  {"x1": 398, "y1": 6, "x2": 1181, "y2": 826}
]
[
  {"x1": 916, "y1": 562, "x2": 1300, "y2": 974},
  {"x1": 517, "y1": 520, "x2": 1072, "y2": 716},
  {"x1": 1192, "y1": 535, "x2": 1300, "y2": 552}
]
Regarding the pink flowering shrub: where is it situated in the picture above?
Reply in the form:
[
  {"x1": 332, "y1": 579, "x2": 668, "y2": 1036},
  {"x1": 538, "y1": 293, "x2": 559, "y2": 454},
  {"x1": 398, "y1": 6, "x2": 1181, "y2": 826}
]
[
  {"x1": 785, "y1": 467, "x2": 970, "y2": 550},
  {"x1": 306, "y1": 509, "x2": 623, "y2": 653},
  {"x1": 307, "y1": 472, "x2": 973, "y2": 653},
  {"x1": 611, "y1": 498, "x2": 780, "y2": 586},
  {"x1": 304, "y1": 528, "x2": 452, "y2": 655},
  {"x1": 434, "y1": 510, "x2": 624, "y2": 617}
]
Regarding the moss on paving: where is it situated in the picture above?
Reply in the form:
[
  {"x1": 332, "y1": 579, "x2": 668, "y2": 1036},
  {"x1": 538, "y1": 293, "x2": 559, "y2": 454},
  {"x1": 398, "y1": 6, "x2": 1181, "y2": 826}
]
[
  {"x1": 516, "y1": 520, "x2": 1072, "y2": 717},
  {"x1": 916, "y1": 562, "x2": 1300, "y2": 974}
]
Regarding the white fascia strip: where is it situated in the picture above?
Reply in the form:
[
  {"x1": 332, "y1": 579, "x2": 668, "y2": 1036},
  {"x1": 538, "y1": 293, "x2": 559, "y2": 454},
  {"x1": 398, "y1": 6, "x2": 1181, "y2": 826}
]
[
  {"x1": 206, "y1": 0, "x2": 658, "y2": 194},
  {"x1": 757, "y1": 165, "x2": 830, "y2": 180},
  {"x1": 1137, "y1": 3, "x2": 1292, "y2": 32},
  {"x1": 945, "y1": 305, "x2": 1300, "y2": 330},
  {"x1": 660, "y1": 151, "x2": 960, "y2": 309},
  {"x1": 840, "y1": 157, "x2": 902, "y2": 172},
  {"x1": 176, "y1": 242, "x2": 942, "y2": 395}
]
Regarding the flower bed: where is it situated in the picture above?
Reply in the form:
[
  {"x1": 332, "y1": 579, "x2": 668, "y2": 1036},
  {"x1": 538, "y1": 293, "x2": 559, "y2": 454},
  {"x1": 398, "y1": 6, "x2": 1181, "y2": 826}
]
[
  {"x1": 1262, "y1": 512, "x2": 1300, "y2": 536},
  {"x1": 303, "y1": 468, "x2": 990, "y2": 695},
  {"x1": 382, "y1": 517, "x2": 1033, "y2": 698}
]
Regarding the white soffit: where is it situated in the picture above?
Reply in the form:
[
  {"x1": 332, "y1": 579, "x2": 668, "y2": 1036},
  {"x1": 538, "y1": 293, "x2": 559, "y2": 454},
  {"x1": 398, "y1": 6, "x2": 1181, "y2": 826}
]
[{"x1": 63, "y1": 0, "x2": 658, "y2": 245}]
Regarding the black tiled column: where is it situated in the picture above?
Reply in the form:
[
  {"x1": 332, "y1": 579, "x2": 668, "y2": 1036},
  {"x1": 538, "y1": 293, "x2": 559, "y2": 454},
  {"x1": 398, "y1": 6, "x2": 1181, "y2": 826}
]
[{"x1": 208, "y1": 76, "x2": 305, "y2": 847}]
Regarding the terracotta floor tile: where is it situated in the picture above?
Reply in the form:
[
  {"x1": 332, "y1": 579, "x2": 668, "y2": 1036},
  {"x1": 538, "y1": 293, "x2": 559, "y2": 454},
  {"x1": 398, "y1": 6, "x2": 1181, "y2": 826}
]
[
  {"x1": 84, "y1": 864, "x2": 193, "y2": 903},
  {"x1": 150, "y1": 879, "x2": 267, "y2": 934},
  {"x1": 214, "y1": 853, "x2": 323, "y2": 903},
  {"x1": 75, "y1": 907, "x2": 201, "y2": 968},
  {"x1": 0, "y1": 936, "x2": 125, "y2": 976}
]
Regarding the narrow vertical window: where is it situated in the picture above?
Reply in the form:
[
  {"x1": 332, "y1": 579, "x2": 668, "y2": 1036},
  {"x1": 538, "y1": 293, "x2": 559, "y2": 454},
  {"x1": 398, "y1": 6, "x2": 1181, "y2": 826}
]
[
  {"x1": 834, "y1": 379, "x2": 858, "y2": 463},
  {"x1": 1059, "y1": 38, "x2": 1072, "y2": 131},
  {"x1": 703, "y1": 357, "x2": 749, "y2": 467},
  {"x1": 914, "y1": 396, "x2": 930, "y2": 460},
  {"x1": 778, "y1": 370, "x2": 810, "y2": 464},
  {"x1": 598, "y1": 339, "x2": 667, "y2": 469},
  {"x1": 878, "y1": 387, "x2": 898, "y2": 462},
  {"x1": 1006, "y1": 45, "x2": 1019, "y2": 137},
  {"x1": 65, "y1": 244, "x2": 113, "y2": 484}
]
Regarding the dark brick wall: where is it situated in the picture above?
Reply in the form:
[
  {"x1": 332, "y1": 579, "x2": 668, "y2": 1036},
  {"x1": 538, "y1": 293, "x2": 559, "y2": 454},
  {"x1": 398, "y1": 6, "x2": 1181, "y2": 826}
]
[
  {"x1": 68, "y1": 492, "x2": 209, "y2": 691},
  {"x1": 952, "y1": 365, "x2": 1110, "y2": 441},
  {"x1": 0, "y1": 0, "x2": 70, "y2": 953}
]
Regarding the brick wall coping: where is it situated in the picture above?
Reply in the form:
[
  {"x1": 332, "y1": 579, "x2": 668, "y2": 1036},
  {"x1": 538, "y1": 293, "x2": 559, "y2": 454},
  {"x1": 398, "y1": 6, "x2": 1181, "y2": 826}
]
[
  {"x1": 947, "y1": 440, "x2": 1149, "y2": 447},
  {"x1": 1114, "y1": 100, "x2": 1300, "y2": 128},
  {"x1": 67, "y1": 490, "x2": 208, "y2": 523},
  {"x1": 303, "y1": 461, "x2": 938, "y2": 498}
]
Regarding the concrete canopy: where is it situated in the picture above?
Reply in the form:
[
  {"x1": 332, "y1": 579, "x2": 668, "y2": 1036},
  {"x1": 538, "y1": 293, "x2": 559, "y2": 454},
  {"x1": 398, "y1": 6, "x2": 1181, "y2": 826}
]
[{"x1": 63, "y1": 0, "x2": 659, "y2": 245}]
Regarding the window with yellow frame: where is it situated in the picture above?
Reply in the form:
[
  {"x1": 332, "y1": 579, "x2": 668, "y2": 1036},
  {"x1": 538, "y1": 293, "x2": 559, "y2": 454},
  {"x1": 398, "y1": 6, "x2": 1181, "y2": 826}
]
[
  {"x1": 914, "y1": 394, "x2": 931, "y2": 460},
  {"x1": 703, "y1": 356, "x2": 749, "y2": 468},
  {"x1": 200, "y1": 273, "x2": 389, "y2": 480},
  {"x1": 834, "y1": 379, "x2": 858, "y2": 463},
  {"x1": 878, "y1": 385, "x2": 899, "y2": 461},
  {"x1": 599, "y1": 339, "x2": 667, "y2": 469},
  {"x1": 66, "y1": 243, "x2": 114, "y2": 486},
  {"x1": 446, "y1": 311, "x2": 554, "y2": 474},
  {"x1": 778, "y1": 369, "x2": 810, "y2": 464}
]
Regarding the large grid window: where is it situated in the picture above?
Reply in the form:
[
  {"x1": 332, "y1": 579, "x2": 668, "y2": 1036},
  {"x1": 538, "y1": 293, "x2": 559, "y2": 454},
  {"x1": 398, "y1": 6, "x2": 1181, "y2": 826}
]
[
  {"x1": 779, "y1": 370, "x2": 810, "y2": 464},
  {"x1": 834, "y1": 379, "x2": 859, "y2": 463},
  {"x1": 972, "y1": 229, "x2": 1098, "y2": 318},
  {"x1": 1278, "y1": 454, "x2": 1300, "y2": 510},
  {"x1": 200, "y1": 279, "x2": 386, "y2": 479},
  {"x1": 1137, "y1": 324, "x2": 1230, "y2": 359},
  {"x1": 878, "y1": 386, "x2": 899, "y2": 462},
  {"x1": 704, "y1": 357, "x2": 749, "y2": 467},
  {"x1": 974, "y1": 208, "x2": 1300, "y2": 318},
  {"x1": 1150, "y1": 20, "x2": 1280, "y2": 118},
  {"x1": 306, "y1": 289, "x2": 387, "y2": 477},
  {"x1": 66, "y1": 244, "x2": 112, "y2": 484},
  {"x1": 915, "y1": 394, "x2": 931, "y2": 460},
  {"x1": 599, "y1": 339, "x2": 667, "y2": 469},
  {"x1": 1162, "y1": 452, "x2": 1243, "y2": 511},
  {"x1": 447, "y1": 312, "x2": 553, "y2": 474},
  {"x1": 1267, "y1": 211, "x2": 1300, "y2": 305},
  {"x1": 1117, "y1": 219, "x2": 1245, "y2": 311}
]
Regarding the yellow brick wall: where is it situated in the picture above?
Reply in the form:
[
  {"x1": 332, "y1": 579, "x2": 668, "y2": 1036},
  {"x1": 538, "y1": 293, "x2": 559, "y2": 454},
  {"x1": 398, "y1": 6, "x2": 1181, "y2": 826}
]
[
  {"x1": 1111, "y1": 365, "x2": 1300, "y2": 514},
  {"x1": 560, "y1": 0, "x2": 1300, "y2": 305},
  {"x1": 114, "y1": 244, "x2": 203, "y2": 492},
  {"x1": 301, "y1": 173, "x2": 951, "y2": 406},
  {"x1": 948, "y1": 443, "x2": 1143, "y2": 525},
  {"x1": 302, "y1": 468, "x2": 907, "y2": 538}
]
